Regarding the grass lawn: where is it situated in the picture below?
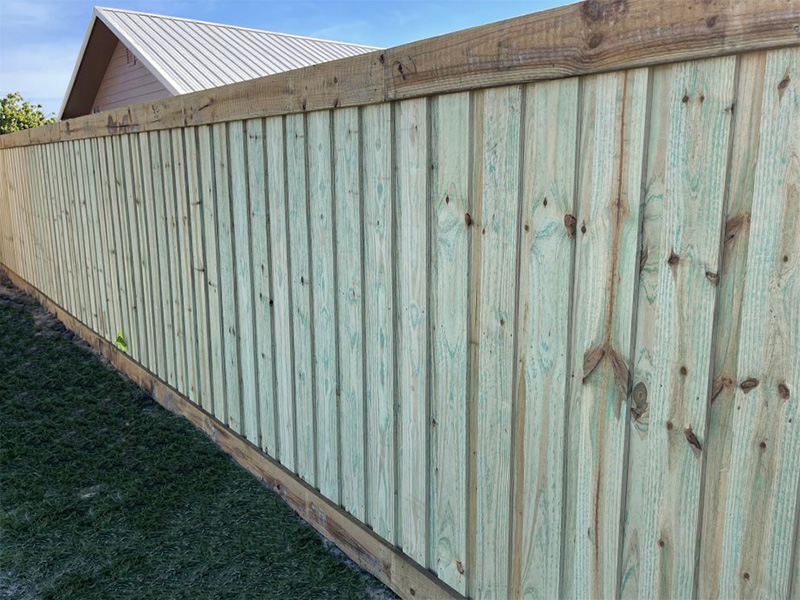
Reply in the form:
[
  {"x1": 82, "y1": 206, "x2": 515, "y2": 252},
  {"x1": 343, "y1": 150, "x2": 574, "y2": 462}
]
[{"x1": 0, "y1": 272, "x2": 393, "y2": 600}]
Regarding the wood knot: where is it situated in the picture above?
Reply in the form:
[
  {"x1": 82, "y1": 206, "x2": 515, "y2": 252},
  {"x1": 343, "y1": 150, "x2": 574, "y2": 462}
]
[
  {"x1": 456, "y1": 560, "x2": 465, "y2": 575},
  {"x1": 524, "y1": 223, "x2": 530, "y2": 232},
  {"x1": 680, "y1": 366, "x2": 688, "y2": 376},
  {"x1": 740, "y1": 377, "x2": 759, "y2": 393},
  {"x1": 564, "y1": 213, "x2": 577, "y2": 238},
  {"x1": 581, "y1": 223, "x2": 587, "y2": 234},
  {"x1": 631, "y1": 382, "x2": 648, "y2": 421},
  {"x1": 666, "y1": 420, "x2": 674, "y2": 430},
  {"x1": 682, "y1": 94, "x2": 690, "y2": 104},
  {"x1": 668, "y1": 251, "x2": 680, "y2": 265},
  {"x1": 778, "y1": 382, "x2": 790, "y2": 400},
  {"x1": 706, "y1": 15, "x2": 718, "y2": 28},
  {"x1": 779, "y1": 75, "x2": 791, "y2": 90},
  {"x1": 684, "y1": 426, "x2": 702, "y2": 453},
  {"x1": 705, "y1": 270, "x2": 719, "y2": 284},
  {"x1": 464, "y1": 212, "x2": 472, "y2": 227},
  {"x1": 759, "y1": 441, "x2": 767, "y2": 451},
  {"x1": 587, "y1": 32, "x2": 603, "y2": 49}
]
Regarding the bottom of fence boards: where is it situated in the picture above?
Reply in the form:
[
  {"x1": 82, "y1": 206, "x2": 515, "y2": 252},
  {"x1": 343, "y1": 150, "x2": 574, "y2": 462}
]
[{"x1": 0, "y1": 263, "x2": 461, "y2": 600}]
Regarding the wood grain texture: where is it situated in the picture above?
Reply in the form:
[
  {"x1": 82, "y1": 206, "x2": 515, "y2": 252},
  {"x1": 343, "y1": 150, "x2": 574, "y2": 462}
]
[
  {"x1": 229, "y1": 121, "x2": 260, "y2": 445},
  {"x1": 719, "y1": 46, "x2": 800, "y2": 600},
  {"x1": 511, "y1": 77, "x2": 579, "y2": 600},
  {"x1": 335, "y1": 107, "x2": 367, "y2": 520},
  {"x1": 245, "y1": 118, "x2": 278, "y2": 455},
  {"x1": 474, "y1": 85, "x2": 523, "y2": 599},
  {"x1": 396, "y1": 97, "x2": 429, "y2": 566},
  {"x1": 306, "y1": 110, "x2": 339, "y2": 501},
  {"x1": 286, "y1": 113, "x2": 316, "y2": 484},
  {"x1": 562, "y1": 67, "x2": 649, "y2": 600},
  {"x1": 362, "y1": 103, "x2": 396, "y2": 543},
  {"x1": 696, "y1": 51, "x2": 767, "y2": 600},
  {"x1": 266, "y1": 116, "x2": 296, "y2": 471},
  {"x1": 2, "y1": 0, "x2": 797, "y2": 150},
  {"x1": 429, "y1": 91, "x2": 470, "y2": 594},
  {"x1": 212, "y1": 123, "x2": 242, "y2": 432},
  {"x1": 623, "y1": 55, "x2": 736, "y2": 600},
  {"x1": 198, "y1": 125, "x2": 227, "y2": 422}
]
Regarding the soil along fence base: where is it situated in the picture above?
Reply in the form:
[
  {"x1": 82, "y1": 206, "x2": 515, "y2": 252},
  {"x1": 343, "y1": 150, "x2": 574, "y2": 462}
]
[{"x1": 1, "y1": 1, "x2": 799, "y2": 598}]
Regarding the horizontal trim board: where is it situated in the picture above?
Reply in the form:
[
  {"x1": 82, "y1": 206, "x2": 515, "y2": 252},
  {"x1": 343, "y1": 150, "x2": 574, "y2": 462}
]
[
  {"x1": 0, "y1": 262, "x2": 463, "y2": 600},
  {"x1": 2, "y1": 0, "x2": 798, "y2": 149}
]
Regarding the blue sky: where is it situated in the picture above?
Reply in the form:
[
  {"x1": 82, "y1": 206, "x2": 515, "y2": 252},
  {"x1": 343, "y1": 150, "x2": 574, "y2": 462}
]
[{"x1": 0, "y1": 0, "x2": 568, "y2": 117}]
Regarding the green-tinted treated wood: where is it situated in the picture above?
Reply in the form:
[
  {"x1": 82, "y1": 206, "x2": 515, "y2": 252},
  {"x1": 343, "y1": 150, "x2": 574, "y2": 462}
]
[
  {"x1": 335, "y1": 107, "x2": 366, "y2": 520},
  {"x1": 172, "y1": 129, "x2": 199, "y2": 403},
  {"x1": 720, "y1": 46, "x2": 800, "y2": 600},
  {"x1": 474, "y1": 85, "x2": 523, "y2": 599},
  {"x1": 61, "y1": 142, "x2": 87, "y2": 327},
  {"x1": 55, "y1": 143, "x2": 77, "y2": 317},
  {"x1": 306, "y1": 110, "x2": 339, "y2": 501},
  {"x1": 266, "y1": 115, "x2": 296, "y2": 471},
  {"x1": 245, "y1": 118, "x2": 278, "y2": 455},
  {"x1": 159, "y1": 130, "x2": 186, "y2": 391},
  {"x1": 124, "y1": 134, "x2": 153, "y2": 369},
  {"x1": 80, "y1": 138, "x2": 109, "y2": 339},
  {"x1": 429, "y1": 91, "x2": 470, "y2": 594},
  {"x1": 511, "y1": 77, "x2": 578, "y2": 600},
  {"x1": 229, "y1": 121, "x2": 259, "y2": 444},
  {"x1": 149, "y1": 132, "x2": 178, "y2": 389},
  {"x1": 697, "y1": 51, "x2": 767, "y2": 600},
  {"x1": 72, "y1": 140, "x2": 95, "y2": 331},
  {"x1": 43, "y1": 143, "x2": 64, "y2": 305},
  {"x1": 198, "y1": 125, "x2": 226, "y2": 421},
  {"x1": 184, "y1": 126, "x2": 213, "y2": 414},
  {"x1": 286, "y1": 113, "x2": 315, "y2": 484},
  {"x1": 213, "y1": 123, "x2": 242, "y2": 433},
  {"x1": 138, "y1": 134, "x2": 167, "y2": 379},
  {"x1": 108, "y1": 137, "x2": 135, "y2": 353},
  {"x1": 562, "y1": 68, "x2": 649, "y2": 600},
  {"x1": 94, "y1": 138, "x2": 122, "y2": 344},
  {"x1": 625, "y1": 55, "x2": 736, "y2": 600},
  {"x1": 396, "y1": 97, "x2": 429, "y2": 565},
  {"x1": 362, "y1": 102, "x2": 396, "y2": 543}
]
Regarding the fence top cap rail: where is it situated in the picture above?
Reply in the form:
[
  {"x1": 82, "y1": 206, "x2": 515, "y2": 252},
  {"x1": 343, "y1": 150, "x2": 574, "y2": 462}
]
[{"x1": 2, "y1": 0, "x2": 798, "y2": 149}]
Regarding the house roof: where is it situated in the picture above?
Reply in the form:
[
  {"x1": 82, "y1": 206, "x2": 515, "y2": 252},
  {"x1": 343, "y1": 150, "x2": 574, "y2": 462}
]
[{"x1": 59, "y1": 7, "x2": 379, "y2": 119}]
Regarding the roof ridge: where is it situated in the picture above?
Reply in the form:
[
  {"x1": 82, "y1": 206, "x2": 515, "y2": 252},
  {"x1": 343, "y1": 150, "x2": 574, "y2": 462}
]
[{"x1": 93, "y1": 6, "x2": 380, "y2": 49}]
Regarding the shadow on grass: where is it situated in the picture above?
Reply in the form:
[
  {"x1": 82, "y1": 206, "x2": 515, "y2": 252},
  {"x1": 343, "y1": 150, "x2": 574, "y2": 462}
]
[{"x1": 0, "y1": 275, "x2": 393, "y2": 600}]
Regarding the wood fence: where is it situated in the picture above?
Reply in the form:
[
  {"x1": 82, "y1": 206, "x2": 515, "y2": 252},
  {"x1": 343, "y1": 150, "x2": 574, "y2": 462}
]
[{"x1": 1, "y1": 1, "x2": 799, "y2": 598}]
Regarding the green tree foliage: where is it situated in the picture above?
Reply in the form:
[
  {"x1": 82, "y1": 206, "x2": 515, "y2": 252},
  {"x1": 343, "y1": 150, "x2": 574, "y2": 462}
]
[{"x1": 0, "y1": 92, "x2": 55, "y2": 134}]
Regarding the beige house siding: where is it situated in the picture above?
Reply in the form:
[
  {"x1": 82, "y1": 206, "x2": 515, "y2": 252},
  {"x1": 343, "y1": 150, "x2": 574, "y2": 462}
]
[{"x1": 92, "y1": 40, "x2": 170, "y2": 112}]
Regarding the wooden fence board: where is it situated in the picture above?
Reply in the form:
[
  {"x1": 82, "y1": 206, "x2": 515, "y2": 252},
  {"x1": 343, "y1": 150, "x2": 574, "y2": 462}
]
[
  {"x1": 229, "y1": 121, "x2": 260, "y2": 444},
  {"x1": 562, "y1": 68, "x2": 649, "y2": 600},
  {"x1": 307, "y1": 110, "x2": 339, "y2": 502},
  {"x1": 286, "y1": 113, "x2": 316, "y2": 484},
  {"x1": 335, "y1": 107, "x2": 367, "y2": 521},
  {"x1": 266, "y1": 116, "x2": 296, "y2": 471},
  {"x1": 429, "y1": 91, "x2": 471, "y2": 594},
  {"x1": 697, "y1": 51, "x2": 767, "y2": 600},
  {"x1": 474, "y1": 85, "x2": 523, "y2": 599},
  {"x1": 362, "y1": 102, "x2": 396, "y2": 544},
  {"x1": 396, "y1": 97, "x2": 429, "y2": 566},
  {"x1": 212, "y1": 123, "x2": 243, "y2": 433},
  {"x1": 510, "y1": 77, "x2": 579, "y2": 600},
  {"x1": 719, "y1": 46, "x2": 800, "y2": 600},
  {"x1": 198, "y1": 125, "x2": 226, "y2": 421},
  {"x1": 245, "y1": 118, "x2": 279, "y2": 455}
]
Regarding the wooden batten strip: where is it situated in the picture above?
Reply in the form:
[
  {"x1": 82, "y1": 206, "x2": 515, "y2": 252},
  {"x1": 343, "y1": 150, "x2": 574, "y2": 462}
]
[
  {"x1": 0, "y1": 262, "x2": 464, "y2": 600},
  {"x1": 1, "y1": 0, "x2": 797, "y2": 150}
]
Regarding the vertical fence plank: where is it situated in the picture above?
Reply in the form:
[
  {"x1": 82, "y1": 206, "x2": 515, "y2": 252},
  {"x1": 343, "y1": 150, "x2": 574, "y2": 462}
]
[
  {"x1": 473, "y1": 85, "x2": 523, "y2": 599},
  {"x1": 198, "y1": 125, "x2": 226, "y2": 421},
  {"x1": 286, "y1": 113, "x2": 316, "y2": 483},
  {"x1": 230, "y1": 121, "x2": 259, "y2": 444},
  {"x1": 562, "y1": 68, "x2": 649, "y2": 600},
  {"x1": 429, "y1": 91, "x2": 470, "y2": 594},
  {"x1": 184, "y1": 127, "x2": 213, "y2": 414},
  {"x1": 510, "y1": 77, "x2": 579, "y2": 600},
  {"x1": 266, "y1": 115, "x2": 296, "y2": 471},
  {"x1": 150, "y1": 132, "x2": 178, "y2": 389},
  {"x1": 213, "y1": 123, "x2": 243, "y2": 433},
  {"x1": 698, "y1": 51, "x2": 767, "y2": 599},
  {"x1": 719, "y1": 46, "x2": 800, "y2": 600},
  {"x1": 95, "y1": 138, "x2": 122, "y2": 344},
  {"x1": 138, "y1": 134, "x2": 167, "y2": 379},
  {"x1": 396, "y1": 97, "x2": 429, "y2": 565},
  {"x1": 335, "y1": 107, "x2": 367, "y2": 520},
  {"x1": 624, "y1": 55, "x2": 736, "y2": 600},
  {"x1": 109, "y1": 137, "x2": 135, "y2": 348},
  {"x1": 81, "y1": 139, "x2": 108, "y2": 339},
  {"x1": 362, "y1": 103, "x2": 396, "y2": 543},
  {"x1": 246, "y1": 118, "x2": 278, "y2": 455},
  {"x1": 307, "y1": 110, "x2": 339, "y2": 501}
]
